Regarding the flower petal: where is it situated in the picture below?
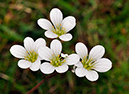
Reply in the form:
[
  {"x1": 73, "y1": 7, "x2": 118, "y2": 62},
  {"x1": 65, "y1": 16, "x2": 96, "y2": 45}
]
[
  {"x1": 75, "y1": 42, "x2": 88, "y2": 59},
  {"x1": 45, "y1": 31, "x2": 58, "y2": 38},
  {"x1": 24, "y1": 37, "x2": 34, "y2": 51},
  {"x1": 75, "y1": 61, "x2": 83, "y2": 67},
  {"x1": 37, "y1": 18, "x2": 53, "y2": 31},
  {"x1": 89, "y1": 45, "x2": 105, "y2": 60},
  {"x1": 93, "y1": 58, "x2": 112, "y2": 72},
  {"x1": 50, "y1": 39, "x2": 62, "y2": 56},
  {"x1": 59, "y1": 33, "x2": 72, "y2": 41},
  {"x1": 61, "y1": 16, "x2": 76, "y2": 32},
  {"x1": 61, "y1": 53, "x2": 68, "y2": 58},
  {"x1": 50, "y1": 8, "x2": 63, "y2": 27},
  {"x1": 18, "y1": 60, "x2": 31, "y2": 69},
  {"x1": 65, "y1": 54, "x2": 80, "y2": 65},
  {"x1": 40, "y1": 62, "x2": 55, "y2": 74},
  {"x1": 75, "y1": 67, "x2": 86, "y2": 77},
  {"x1": 55, "y1": 64, "x2": 68, "y2": 73},
  {"x1": 38, "y1": 47, "x2": 53, "y2": 61},
  {"x1": 10, "y1": 45, "x2": 26, "y2": 58},
  {"x1": 30, "y1": 59, "x2": 41, "y2": 71},
  {"x1": 33, "y1": 38, "x2": 46, "y2": 52},
  {"x1": 85, "y1": 70, "x2": 99, "y2": 81}
]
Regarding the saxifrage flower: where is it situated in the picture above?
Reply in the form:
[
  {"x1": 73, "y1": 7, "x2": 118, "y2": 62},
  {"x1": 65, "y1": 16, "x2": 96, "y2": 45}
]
[
  {"x1": 10, "y1": 37, "x2": 46, "y2": 71},
  {"x1": 38, "y1": 39, "x2": 79, "y2": 74},
  {"x1": 75, "y1": 42, "x2": 112, "y2": 81},
  {"x1": 37, "y1": 8, "x2": 76, "y2": 41}
]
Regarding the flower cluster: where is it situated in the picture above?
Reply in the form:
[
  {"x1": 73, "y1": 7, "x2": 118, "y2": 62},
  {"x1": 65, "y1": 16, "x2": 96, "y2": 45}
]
[{"x1": 10, "y1": 8, "x2": 112, "y2": 81}]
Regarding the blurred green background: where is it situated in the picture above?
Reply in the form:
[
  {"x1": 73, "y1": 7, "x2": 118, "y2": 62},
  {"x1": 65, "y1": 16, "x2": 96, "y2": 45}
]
[{"x1": 0, "y1": 0, "x2": 129, "y2": 94}]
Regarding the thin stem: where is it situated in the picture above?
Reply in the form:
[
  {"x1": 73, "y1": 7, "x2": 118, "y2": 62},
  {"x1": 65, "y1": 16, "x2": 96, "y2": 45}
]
[{"x1": 26, "y1": 72, "x2": 57, "y2": 94}]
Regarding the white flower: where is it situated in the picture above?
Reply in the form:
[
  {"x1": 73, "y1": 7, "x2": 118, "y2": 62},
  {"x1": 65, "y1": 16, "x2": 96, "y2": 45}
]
[
  {"x1": 75, "y1": 42, "x2": 112, "y2": 81},
  {"x1": 10, "y1": 37, "x2": 46, "y2": 71},
  {"x1": 37, "y1": 8, "x2": 76, "y2": 41},
  {"x1": 38, "y1": 39, "x2": 79, "y2": 74}
]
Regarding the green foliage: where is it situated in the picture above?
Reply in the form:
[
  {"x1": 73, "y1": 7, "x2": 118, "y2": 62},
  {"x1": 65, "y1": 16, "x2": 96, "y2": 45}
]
[{"x1": 0, "y1": 0, "x2": 129, "y2": 94}]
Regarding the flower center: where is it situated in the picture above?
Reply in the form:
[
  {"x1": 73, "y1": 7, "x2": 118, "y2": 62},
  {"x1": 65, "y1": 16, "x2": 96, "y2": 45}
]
[
  {"x1": 24, "y1": 50, "x2": 38, "y2": 63},
  {"x1": 50, "y1": 55, "x2": 65, "y2": 67},
  {"x1": 81, "y1": 57, "x2": 95, "y2": 70},
  {"x1": 52, "y1": 24, "x2": 66, "y2": 36}
]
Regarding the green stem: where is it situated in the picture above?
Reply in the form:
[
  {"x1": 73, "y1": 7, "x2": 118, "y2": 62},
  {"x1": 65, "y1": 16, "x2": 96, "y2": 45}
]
[{"x1": 26, "y1": 72, "x2": 57, "y2": 94}]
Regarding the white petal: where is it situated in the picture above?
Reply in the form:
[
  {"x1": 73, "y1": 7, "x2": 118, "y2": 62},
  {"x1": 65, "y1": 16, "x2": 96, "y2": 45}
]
[
  {"x1": 75, "y1": 42, "x2": 88, "y2": 59},
  {"x1": 75, "y1": 67, "x2": 86, "y2": 77},
  {"x1": 59, "y1": 33, "x2": 72, "y2": 41},
  {"x1": 61, "y1": 53, "x2": 68, "y2": 58},
  {"x1": 55, "y1": 64, "x2": 68, "y2": 73},
  {"x1": 33, "y1": 38, "x2": 46, "y2": 52},
  {"x1": 65, "y1": 54, "x2": 80, "y2": 65},
  {"x1": 89, "y1": 45, "x2": 105, "y2": 60},
  {"x1": 61, "y1": 16, "x2": 76, "y2": 32},
  {"x1": 37, "y1": 55, "x2": 42, "y2": 60},
  {"x1": 50, "y1": 8, "x2": 63, "y2": 27},
  {"x1": 18, "y1": 60, "x2": 31, "y2": 69},
  {"x1": 40, "y1": 62, "x2": 55, "y2": 74},
  {"x1": 30, "y1": 59, "x2": 41, "y2": 71},
  {"x1": 85, "y1": 70, "x2": 99, "y2": 81},
  {"x1": 93, "y1": 58, "x2": 112, "y2": 72},
  {"x1": 50, "y1": 39, "x2": 62, "y2": 56},
  {"x1": 10, "y1": 45, "x2": 26, "y2": 58},
  {"x1": 37, "y1": 18, "x2": 53, "y2": 31},
  {"x1": 75, "y1": 61, "x2": 83, "y2": 67},
  {"x1": 38, "y1": 47, "x2": 53, "y2": 61},
  {"x1": 45, "y1": 31, "x2": 58, "y2": 38},
  {"x1": 24, "y1": 37, "x2": 34, "y2": 51}
]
